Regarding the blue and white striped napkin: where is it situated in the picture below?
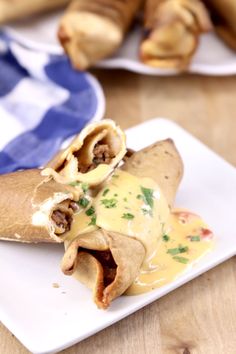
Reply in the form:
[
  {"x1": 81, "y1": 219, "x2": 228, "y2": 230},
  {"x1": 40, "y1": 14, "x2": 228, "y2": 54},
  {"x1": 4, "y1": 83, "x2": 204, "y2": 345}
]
[{"x1": 0, "y1": 32, "x2": 105, "y2": 174}]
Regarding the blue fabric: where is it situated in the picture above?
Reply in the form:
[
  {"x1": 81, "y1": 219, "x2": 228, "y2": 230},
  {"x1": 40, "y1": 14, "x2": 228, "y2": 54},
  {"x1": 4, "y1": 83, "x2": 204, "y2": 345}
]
[
  {"x1": 0, "y1": 50, "x2": 29, "y2": 97},
  {"x1": 0, "y1": 34, "x2": 104, "y2": 174}
]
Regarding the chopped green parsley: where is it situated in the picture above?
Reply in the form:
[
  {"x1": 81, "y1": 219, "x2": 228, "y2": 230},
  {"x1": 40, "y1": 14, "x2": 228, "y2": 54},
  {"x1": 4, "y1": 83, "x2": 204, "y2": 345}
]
[
  {"x1": 102, "y1": 188, "x2": 109, "y2": 197},
  {"x1": 140, "y1": 186, "x2": 154, "y2": 209},
  {"x1": 86, "y1": 206, "x2": 95, "y2": 216},
  {"x1": 167, "y1": 245, "x2": 188, "y2": 255},
  {"x1": 162, "y1": 234, "x2": 170, "y2": 242},
  {"x1": 139, "y1": 186, "x2": 155, "y2": 216},
  {"x1": 69, "y1": 181, "x2": 80, "y2": 187},
  {"x1": 173, "y1": 256, "x2": 189, "y2": 264},
  {"x1": 81, "y1": 183, "x2": 89, "y2": 193},
  {"x1": 69, "y1": 182, "x2": 89, "y2": 193},
  {"x1": 78, "y1": 197, "x2": 90, "y2": 208},
  {"x1": 88, "y1": 215, "x2": 96, "y2": 226},
  {"x1": 189, "y1": 235, "x2": 201, "y2": 242},
  {"x1": 101, "y1": 198, "x2": 118, "y2": 208},
  {"x1": 122, "y1": 213, "x2": 135, "y2": 220},
  {"x1": 178, "y1": 245, "x2": 189, "y2": 253}
]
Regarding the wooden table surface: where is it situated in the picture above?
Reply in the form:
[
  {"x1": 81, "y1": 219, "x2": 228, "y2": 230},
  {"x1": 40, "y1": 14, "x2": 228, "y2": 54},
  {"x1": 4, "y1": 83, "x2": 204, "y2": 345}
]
[{"x1": 1, "y1": 71, "x2": 236, "y2": 354}]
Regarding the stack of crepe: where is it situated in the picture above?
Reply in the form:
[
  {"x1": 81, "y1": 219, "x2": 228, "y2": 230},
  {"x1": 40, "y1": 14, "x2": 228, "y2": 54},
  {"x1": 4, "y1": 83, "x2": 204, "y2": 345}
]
[
  {"x1": 1, "y1": 0, "x2": 236, "y2": 69},
  {"x1": 57, "y1": 0, "x2": 212, "y2": 69},
  {"x1": 0, "y1": 119, "x2": 184, "y2": 309}
]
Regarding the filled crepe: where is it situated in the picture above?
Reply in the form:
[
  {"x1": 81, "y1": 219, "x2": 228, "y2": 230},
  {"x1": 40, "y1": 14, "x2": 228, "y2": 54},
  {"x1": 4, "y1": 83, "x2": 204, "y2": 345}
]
[
  {"x1": 61, "y1": 139, "x2": 184, "y2": 309},
  {"x1": 141, "y1": 0, "x2": 212, "y2": 69},
  {"x1": 42, "y1": 119, "x2": 126, "y2": 187},
  {"x1": 203, "y1": 0, "x2": 236, "y2": 50},
  {"x1": 0, "y1": 169, "x2": 81, "y2": 243},
  {"x1": 0, "y1": 0, "x2": 70, "y2": 24},
  {"x1": 58, "y1": 0, "x2": 142, "y2": 70}
]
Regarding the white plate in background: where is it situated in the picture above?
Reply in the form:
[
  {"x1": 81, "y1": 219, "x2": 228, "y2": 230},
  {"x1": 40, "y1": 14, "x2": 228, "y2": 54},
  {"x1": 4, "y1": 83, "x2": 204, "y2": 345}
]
[
  {"x1": 0, "y1": 118, "x2": 236, "y2": 354},
  {"x1": 3, "y1": 11, "x2": 236, "y2": 76}
]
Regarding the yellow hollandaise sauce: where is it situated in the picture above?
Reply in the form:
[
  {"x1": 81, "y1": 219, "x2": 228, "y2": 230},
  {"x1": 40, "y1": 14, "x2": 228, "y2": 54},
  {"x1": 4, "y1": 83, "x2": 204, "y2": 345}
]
[
  {"x1": 63, "y1": 170, "x2": 214, "y2": 296},
  {"x1": 94, "y1": 170, "x2": 170, "y2": 267},
  {"x1": 63, "y1": 209, "x2": 98, "y2": 242},
  {"x1": 63, "y1": 185, "x2": 98, "y2": 242},
  {"x1": 126, "y1": 209, "x2": 214, "y2": 295}
]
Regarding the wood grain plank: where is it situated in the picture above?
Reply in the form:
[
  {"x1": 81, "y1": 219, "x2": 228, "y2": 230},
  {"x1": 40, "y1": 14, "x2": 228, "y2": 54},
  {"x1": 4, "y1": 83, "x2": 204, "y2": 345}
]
[{"x1": 94, "y1": 70, "x2": 143, "y2": 129}]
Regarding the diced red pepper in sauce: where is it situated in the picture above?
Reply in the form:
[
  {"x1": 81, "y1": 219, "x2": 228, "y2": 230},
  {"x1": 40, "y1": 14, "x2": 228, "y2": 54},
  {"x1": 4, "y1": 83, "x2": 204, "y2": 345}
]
[{"x1": 199, "y1": 228, "x2": 214, "y2": 240}]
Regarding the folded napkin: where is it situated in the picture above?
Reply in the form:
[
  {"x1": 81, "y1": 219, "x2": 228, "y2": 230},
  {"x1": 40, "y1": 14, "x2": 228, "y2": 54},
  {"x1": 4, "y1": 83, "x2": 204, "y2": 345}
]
[{"x1": 0, "y1": 32, "x2": 104, "y2": 174}]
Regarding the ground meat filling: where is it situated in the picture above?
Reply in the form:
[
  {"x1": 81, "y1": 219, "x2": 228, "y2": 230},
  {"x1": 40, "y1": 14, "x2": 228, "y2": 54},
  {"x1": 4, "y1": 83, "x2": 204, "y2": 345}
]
[
  {"x1": 52, "y1": 210, "x2": 70, "y2": 232},
  {"x1": 93, "y1": 143, "x2": 113, "y2": 165},
  {"x1": 79, "y1": 249, "x2": 117, "y2": 287},
  {"x1": 93, "y1": 250, "x2": 117, "y2": 287},
  {"x1": 51, "y1": 200, "x2": 78, "y2": 235},
  {"x1": 77, "y1": 143, "x2": 115, "y2": 173}
]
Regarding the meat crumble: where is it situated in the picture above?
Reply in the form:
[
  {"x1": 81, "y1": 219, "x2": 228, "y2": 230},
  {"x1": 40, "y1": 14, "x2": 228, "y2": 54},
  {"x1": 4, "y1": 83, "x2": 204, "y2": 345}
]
[
  {"x1": 78, "y1": 142, "x2": 115, "y2": 173},
  {"x1": 51, "y1": 200, "x2": 78, "y2": 235}
]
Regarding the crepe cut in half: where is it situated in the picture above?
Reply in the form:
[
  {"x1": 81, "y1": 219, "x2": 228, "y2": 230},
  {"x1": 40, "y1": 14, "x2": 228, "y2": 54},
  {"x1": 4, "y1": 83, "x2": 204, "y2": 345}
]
[
  {"x1": 61, "y1": 139, "x2": 184, "y2": 309},
  {"x1": 0, "y1": 169, "x2": 81, "y2": 243},
  {"x1": 42, "y1": 119, "x2": 127, "y2": 187}
]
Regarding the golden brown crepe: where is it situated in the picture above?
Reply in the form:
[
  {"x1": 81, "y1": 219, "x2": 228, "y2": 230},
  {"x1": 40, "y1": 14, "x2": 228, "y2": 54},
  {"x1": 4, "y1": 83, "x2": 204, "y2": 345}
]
[
  {"x1": 0, "y1": 0, "x2": 70, "y2": 24},
  {"x1": 141, "y1": 0, "x2": 212, "y2": 69},
  {"x1": 203, "y1": 0, "x2": 236, "y2": 50},
  {"x1": 42, "y1": 119, "x2": 127, "y2": 187},
  {"x1": 58, "y1": 0, "x2": 142, "y2": 70},
  {"x1": 61, "y1": 138, "x2": 184, "y2": 309},
  {"x1": 62, "y1": 230, "x2": 145, "y2": 309},
  {"x1": 121, "y1": 138, "x2": 183, "y2": 208},
  {"x1": 0, "y1": 169, "x2": 81, "y2": 243}
]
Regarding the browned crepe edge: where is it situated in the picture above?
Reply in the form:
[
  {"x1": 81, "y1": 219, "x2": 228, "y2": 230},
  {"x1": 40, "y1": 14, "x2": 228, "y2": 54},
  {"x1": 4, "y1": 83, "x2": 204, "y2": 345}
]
[{"x1": 61, "y1": 229, "x2": 145, "y2": 309}]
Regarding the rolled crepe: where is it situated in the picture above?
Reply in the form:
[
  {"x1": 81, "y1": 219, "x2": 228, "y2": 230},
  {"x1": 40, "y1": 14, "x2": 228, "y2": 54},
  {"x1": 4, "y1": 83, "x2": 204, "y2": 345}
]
[
  {"x1": 62, "y1": 230, "x2": 145, "y2": 309},
  {"x1": 203, "y1": 0, "x2": 236, "y2": 50},
  {"x1": 0, "y1": 0, "x2": 70, "y2": 24},
  {"x1": 58, "y1": 0, "x2": 142, "y2": 70},
  {"x1": 141, "y1": 0, "x2": 212, "y2": 69},
  {"x1": 61, "y1": 138, "x2": 184, "y2": 308},
  {"x1": 0, "y1": 169, "x2": 81, "y2": 243},
  {"x1": 42, "y1": 119, "x2": 127, "y2": 187}
]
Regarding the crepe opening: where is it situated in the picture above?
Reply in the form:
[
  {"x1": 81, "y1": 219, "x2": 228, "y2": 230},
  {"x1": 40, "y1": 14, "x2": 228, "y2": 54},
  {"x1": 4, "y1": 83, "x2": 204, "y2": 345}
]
[{"x1": 32, "y1": 192, "x2": 78, "y2": 241}]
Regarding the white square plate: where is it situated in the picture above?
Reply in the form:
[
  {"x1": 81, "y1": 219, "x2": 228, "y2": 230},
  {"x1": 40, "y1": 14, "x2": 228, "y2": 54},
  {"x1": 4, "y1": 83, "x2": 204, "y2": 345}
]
[{"x1": 0, "y1": 118, "x2": 236, "y2": 354}]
